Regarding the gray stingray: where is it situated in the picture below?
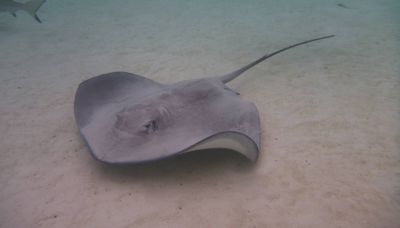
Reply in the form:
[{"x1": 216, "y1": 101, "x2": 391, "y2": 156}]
[{"x1": 74, "y1": 35, "x2": 334, "y2": 164}]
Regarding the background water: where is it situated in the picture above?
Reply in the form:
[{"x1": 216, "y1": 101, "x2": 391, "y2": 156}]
[{"x1": 1, "y1": 0, "x2": 399, "y2": 227}]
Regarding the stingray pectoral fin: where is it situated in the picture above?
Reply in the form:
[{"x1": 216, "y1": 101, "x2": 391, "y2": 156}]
[
  {"x1": 74, "y1": 72, "x2": 164, "y2": 128},
  {"x1": 185, "y1": 132, "x2": 259, "y2": 162}
]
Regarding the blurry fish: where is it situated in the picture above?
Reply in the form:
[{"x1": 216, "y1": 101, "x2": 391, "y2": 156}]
[{"x1": 0, "y1": 0, "x2": 46, "y2": 23}]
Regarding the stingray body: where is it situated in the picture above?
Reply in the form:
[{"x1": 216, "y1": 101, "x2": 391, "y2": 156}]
[{"x1": 74, "y1": 35, "x2": 334, "y2": 164}]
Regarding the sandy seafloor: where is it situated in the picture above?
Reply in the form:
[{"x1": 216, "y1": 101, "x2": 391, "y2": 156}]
[{"x1": 1, "y1": 0, "x2": 399, "y2": 227}]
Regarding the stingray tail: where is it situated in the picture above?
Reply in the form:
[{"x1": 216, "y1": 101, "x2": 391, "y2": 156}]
[
  {"x1": 218, "y1": 35, "x2": 334, "y2": 84},
  {"x1": 23, "y1": 0, "x2": 46, "y2": 23}
]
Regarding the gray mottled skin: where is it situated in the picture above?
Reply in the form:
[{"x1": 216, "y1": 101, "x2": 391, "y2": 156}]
[
  {"x1": 74, "y1": 35, "x2": 334, "y2": 164},
  {"x1": 0, "y1": 0, "x2": 46, "y2": 23}
]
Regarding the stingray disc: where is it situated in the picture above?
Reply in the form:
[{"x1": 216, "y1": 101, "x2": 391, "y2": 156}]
[{"x1": 74, "y1": 72, "x2": 260, "y2": 164}]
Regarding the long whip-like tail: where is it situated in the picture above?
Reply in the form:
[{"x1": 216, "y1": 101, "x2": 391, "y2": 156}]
[{"x1": 218, "y1": 35, "x2": 334, "y2": 84}]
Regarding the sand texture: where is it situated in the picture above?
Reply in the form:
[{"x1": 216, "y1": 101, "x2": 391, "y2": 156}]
[{"x1": 1, "y1": 0, "x2": 399, "y2": 227}]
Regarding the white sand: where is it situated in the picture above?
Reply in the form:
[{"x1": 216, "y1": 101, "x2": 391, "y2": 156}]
[{"x1": 1, "y1": 0, "x2": 399, "y2": 227}]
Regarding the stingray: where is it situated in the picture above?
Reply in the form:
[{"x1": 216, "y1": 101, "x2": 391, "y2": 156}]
[{"x1": 74, "y1": 35, "x2": 334, "y2": 164}]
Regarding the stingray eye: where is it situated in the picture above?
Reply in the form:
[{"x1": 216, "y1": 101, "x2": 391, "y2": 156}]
[{"x1": 143, "y1": 120, "x2": 158, "y2": 133}]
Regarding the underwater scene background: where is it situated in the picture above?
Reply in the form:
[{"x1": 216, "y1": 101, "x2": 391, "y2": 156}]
[{"x1": 0, "y1": 0, "x2": 399, "y2": 227}]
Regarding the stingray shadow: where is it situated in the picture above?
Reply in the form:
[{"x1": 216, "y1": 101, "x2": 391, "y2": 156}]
[{"x1": 89, "y1": 149, "x2": 256, "y2": 184}]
